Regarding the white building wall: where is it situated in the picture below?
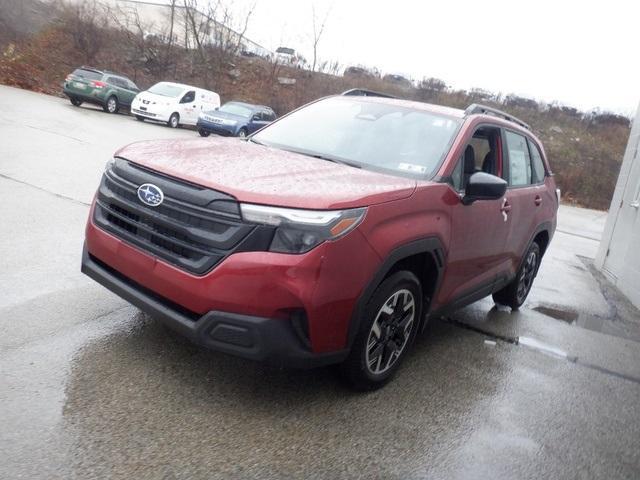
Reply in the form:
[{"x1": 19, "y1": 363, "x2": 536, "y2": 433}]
[{"x1": 595, "y1": 101, "x2": 640, "y2": 308}]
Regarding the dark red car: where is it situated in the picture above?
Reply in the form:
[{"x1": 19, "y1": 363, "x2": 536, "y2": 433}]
[{"x1": 82, "y1": 90, "x2": 557, "y2": 389}]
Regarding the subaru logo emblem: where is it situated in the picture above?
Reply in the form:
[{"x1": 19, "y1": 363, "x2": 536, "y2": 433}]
[{"x1": 137, "y1": 183, "x2": 164, "y2": 207}]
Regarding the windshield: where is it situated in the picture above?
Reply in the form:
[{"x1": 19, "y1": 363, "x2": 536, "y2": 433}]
[
  {"x1": 147, "y1": 83, "x2": 184, "y2": 98},
  {"x1": 252, "y1": 97, "x2": 461, "y2": 178},
  {"x1": 219, "y1": 102, "x2": 253, "y2": 118}
]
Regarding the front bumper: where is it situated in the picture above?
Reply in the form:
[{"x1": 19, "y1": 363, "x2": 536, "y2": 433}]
[
  {"x1": 81, "y1": 245, "x2": 348, "y2": 368},
  {"x1": 197, "y1": 119, "x2": 237, "y2": 136},
  {"x1": 131, "y1": 102, "x2": 169, "y2": 122}
]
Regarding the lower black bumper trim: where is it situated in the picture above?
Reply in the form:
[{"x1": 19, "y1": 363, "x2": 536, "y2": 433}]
[{"x1": 81, "y1": 244, "x2": 348, "y2": 368}]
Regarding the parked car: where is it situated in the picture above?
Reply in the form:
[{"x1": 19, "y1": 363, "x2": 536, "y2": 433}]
[
  {"x1": 82, "y1": 89, "x2": 558, "y2": 390},
  {"x1": 275, "y1": 46, "x2": 304, "y2": 67},
  {"x1": 383, "y1": 73, "x2": 413, "y2": 89},
  {"x1": 62, "y1": 66, "x2": 140, "y2": 113},
  {"x1": 197, "y1": 102, "x2": 276, "y2": 138},
  {"x1": 131, "y1": 82, "x2": 221, "y2": 128}
]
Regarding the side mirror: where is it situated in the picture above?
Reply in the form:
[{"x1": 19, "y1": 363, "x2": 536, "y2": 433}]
[{"x1": 463, "y1": 172, "x2": 507, "y2": 205}]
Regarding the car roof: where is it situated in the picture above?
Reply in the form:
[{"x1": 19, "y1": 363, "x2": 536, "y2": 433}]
[{"x1": 225, "y1": 101, "x2": 273, "y2": 111}]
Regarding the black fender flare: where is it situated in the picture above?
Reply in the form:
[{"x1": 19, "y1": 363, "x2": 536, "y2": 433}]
[{"x1": 346, "y1": 237, "x2": 446, "y2": 349}]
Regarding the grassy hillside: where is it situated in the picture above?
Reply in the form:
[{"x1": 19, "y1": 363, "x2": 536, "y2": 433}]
[{"x1": 0, "y1": 4, "x2": 630, "y2": 210}]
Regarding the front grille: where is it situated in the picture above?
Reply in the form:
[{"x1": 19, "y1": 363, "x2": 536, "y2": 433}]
[{"x1": 94, "y1": 158, "x2": 270, "y2": 274}]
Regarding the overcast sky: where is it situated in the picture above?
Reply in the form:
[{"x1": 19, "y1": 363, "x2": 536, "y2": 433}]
[{"x1": 226, "y1": 0, "x2": 638, "y2": 115}]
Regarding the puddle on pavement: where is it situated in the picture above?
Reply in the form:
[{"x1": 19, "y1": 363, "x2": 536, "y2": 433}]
[{"x1": 533, "y1": 306, "x2": 579, "y2": 323}]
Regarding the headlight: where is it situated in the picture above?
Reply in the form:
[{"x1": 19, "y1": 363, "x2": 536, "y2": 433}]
[
  {"x1": 105, "y1": 158, "x2": 116, "y2": 172},
  {"x1": 240, "y1": 203, "x2": 367, "y2": 253}
]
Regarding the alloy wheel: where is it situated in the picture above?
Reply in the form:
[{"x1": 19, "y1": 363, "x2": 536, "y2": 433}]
[
  {"x1": 516, "y1": 250, "x2": 538, "y2": 303},
  {"x1": 107, "y1": 98, "x2": 117, "y2": 113},
  {"x1": 365, "y1": 289, "x2": 416, "y2": 375}
]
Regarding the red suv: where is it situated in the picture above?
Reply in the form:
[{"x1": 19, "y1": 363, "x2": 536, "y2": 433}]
[{"x1": 82, "y1": 90, "x2": 557, "y2": 389}]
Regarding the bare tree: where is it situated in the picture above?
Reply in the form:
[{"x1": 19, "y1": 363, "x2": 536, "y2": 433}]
[
  {"x1": 311, "y1": 3, "x2": 330, "y2": 72},
  {"x1": 182, "y1": 0, "x2": 256, "y2": 87},
  {"x1": 58, "y1": 0, "x2": 110, "y2": 63}
]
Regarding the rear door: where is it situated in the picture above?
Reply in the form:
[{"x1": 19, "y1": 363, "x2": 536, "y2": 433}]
[{"x1": 501, "y1": 130, "x2": 547, "y2": 276}]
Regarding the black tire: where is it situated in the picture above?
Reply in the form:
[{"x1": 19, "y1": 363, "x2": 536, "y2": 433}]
[
  {"x1": 493, "y1": 242, "x2": 541, "y2": 310},
  {"x1": 135, "y1": 115, "x2": 145, "y2": 121},
  {"x1": 340, "y1": 271, "x2": 422, "y2": 391},
  {"x1": 167, "y1": 112, "x2": 180, "y2": 128},
  {"x1": 198, "y1": 128, "x2": 210, "y2": 137},
  {"x1": 237, "y1": 127, "x2": 248, "y2": 138},
  {"x1": 70, "y1": 97, "x2": 82, "y2": 107},
  {"x1": 104, "y1": 95, "x2": 119, "y2": 114}
]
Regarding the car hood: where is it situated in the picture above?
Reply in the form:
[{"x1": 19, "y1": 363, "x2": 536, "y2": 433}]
[
  {"x1": 202, "y1": 110, "x2": 248, "y2": 122},
  {"x1": 114, "y1": 138, "x2": 416, "y2": 209},
  {"x1": 135, "y1": 92, "x2": 176, "y2": 104}
]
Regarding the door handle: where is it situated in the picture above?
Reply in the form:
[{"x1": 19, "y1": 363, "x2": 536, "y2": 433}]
[
  {"x1": 534, "y1": 195, "x2": 542, "y2": 206},
  {"x1": 500, "y1": 199, "x2": 512, "y2": 212}
]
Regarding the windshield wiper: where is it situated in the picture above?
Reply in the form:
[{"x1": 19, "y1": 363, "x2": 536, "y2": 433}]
[{"x1": 308, "y1": 153, "x2": 361, "y2": 169}]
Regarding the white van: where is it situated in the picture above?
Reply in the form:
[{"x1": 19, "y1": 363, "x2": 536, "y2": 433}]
[{"x1": 131, "y1": 82, "x2": 221, "y2": 128}]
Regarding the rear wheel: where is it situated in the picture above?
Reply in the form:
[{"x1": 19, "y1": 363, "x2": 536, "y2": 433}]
[
  {"x1": 198, "y1": 128, "x2": 210, "y2": 137},
  {"x1": 168, "y1": 113, "x2": 179, "y2": 128},
  {"x1": 104, "y1": 96, "x2": 119, "y2": 114},
  {"x1": 493, "y1": 242, "x2": 541, "y2": 310},
  {"x1": 70, "y1": 97, "x2": 82, "y2": 107},
  {"x1": 340, "y1": 271, "x2": 422, "y2": 390},
  {"x1": 135, "y1": 115, "x2": 145, "y2": 121}
]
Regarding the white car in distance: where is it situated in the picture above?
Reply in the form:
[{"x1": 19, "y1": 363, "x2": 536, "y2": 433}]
[{"x1": 131, "y1": 82, "x2": 221, "y2": 128}]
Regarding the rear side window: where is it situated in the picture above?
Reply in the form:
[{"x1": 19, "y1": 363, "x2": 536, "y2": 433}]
[
  {"x1": 72, "y1": 68, "x2": 102, "y2": 81},
  {"x1": 106, "y1": 77, "x2": 122, "y2": 87},
  {"x1": 528, "y1": 139, "x2": 546, "y2": 183},
  {"x1": 265, "y1": 110, "x2": 276, "y2": 121},
  {"x1": 505, "y1": 131, "x2": 532, "y2": 186}
]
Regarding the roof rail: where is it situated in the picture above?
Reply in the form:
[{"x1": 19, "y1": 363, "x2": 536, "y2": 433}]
[
  {"x1": 465, "y1": 103, "x2": 530, "y2": 130},
  {"x1": 341, "y1": 88, "x2": 397, "y2": 99},
  {"x1": 80, "y1": 65, "x2": 102, "y2": 73}
]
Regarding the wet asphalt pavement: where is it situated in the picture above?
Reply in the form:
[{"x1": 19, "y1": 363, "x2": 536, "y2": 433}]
[{"x1": 1, "y1": 85, "x2": 639, "y2": 479}]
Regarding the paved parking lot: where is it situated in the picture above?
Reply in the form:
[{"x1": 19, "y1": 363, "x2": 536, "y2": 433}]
[{"x1": 1, "y1": 85, "x2": 639, "y2": 479}]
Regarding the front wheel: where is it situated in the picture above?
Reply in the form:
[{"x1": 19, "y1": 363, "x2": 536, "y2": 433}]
[
  {"x1": 198, "y1": 128, "x2": 210, "y2": 137},
  {"x1": 104, "y1": 95, "x2": 119, "y2": 114},
  {"x1": 167, "y1": 113, "x2": 179, "y2": 128},
  {"x1": 493, "y1": 242, "x2": 541, "y2": 310},
  {"x1": 340, "y1": 271, "x2": 422, "y2": 391},
  {"x1": 135, "y1": 115, "x2": 145, "y2": 121},
  {"x1": 70, "y1": 97, "x2": 82, "y2": 107},
  {"x1": 237, "y1": 128, "x2": 247, "y2": 138}
]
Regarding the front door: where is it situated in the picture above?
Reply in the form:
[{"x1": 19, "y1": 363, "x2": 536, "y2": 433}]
[
  {"x1": 179, "y1": 90, "x2": 198, "y2": 125},
  {"x1": 437, "y1": 125, "x2": 511, "y2": 305}
]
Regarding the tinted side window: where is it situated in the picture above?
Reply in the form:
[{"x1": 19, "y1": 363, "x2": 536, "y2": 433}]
[
  {"x1": 105, "y1": 76, "x2": 119, "y2": 86},
  {"x1": 265, "y1": 111, "x2": 276, "y2": 121},
  {"x1": 528, "y1": 139, "x2": 546, "y2": 183},
  {"x1": 505, "y1": 131, "x2": 532, "y2": 186},
  {"x1": 181, "y1": 91, "x2": 195, "y2": 103}
]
